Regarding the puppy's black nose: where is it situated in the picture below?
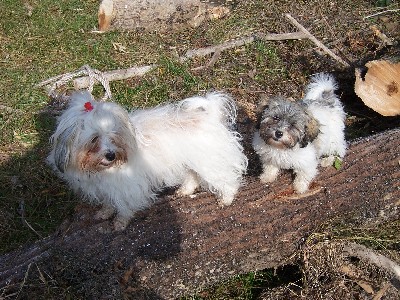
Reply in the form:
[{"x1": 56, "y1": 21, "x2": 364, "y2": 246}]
[
  {"x1": 275, "y1": 130, "x2": 283, "y2": 139},
  {"x1": 105, "y1": 151, "x2": 116, "y2": 162}
]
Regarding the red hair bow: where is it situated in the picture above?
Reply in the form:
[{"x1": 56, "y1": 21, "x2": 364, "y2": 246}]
[{"x1": 84, "y1": 102, "x2": 94, "y2": 112}]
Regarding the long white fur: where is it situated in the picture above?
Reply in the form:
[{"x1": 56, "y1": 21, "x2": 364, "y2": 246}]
[{"x1": 48, "y1": 91, "x2": 247, "y2": 229}]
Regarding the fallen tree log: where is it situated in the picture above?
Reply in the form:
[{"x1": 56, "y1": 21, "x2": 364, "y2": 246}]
[
  {"x1": 0, "y1": 128, "x2": 399, "y2": 299},
  {"x1": 97, "y1": 0, "x2": 231, "y2": 32}
]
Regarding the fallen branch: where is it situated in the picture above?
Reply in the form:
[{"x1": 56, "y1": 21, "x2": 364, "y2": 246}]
[
  {"x1": 373, "y1": 282, "x2": 391, "y2": 300},
  {"x1": 76, "y1": 32, "x2": 308, "y2": 88},
  {"x1": 180, "y1": 31, "x2": 308, "y2": 62},
  {"x1": 36, "y1": 65, "x2": 113, "y2": 101},
  {"x1": 364, "y1": 9, "x2": 400, "y2": 19},
  {"x1": 38, "y1": 16, "x2": 348, "y2": 92},
  {"x1": 192, "y1": 50, "x2": 222, "y2": 72},
  {"x1": 285, "y1": 13, "x2": 350, "y2": 68},
  {"x1": 72, "y1": 65, "x2": 156, "y2": 90},
  {"x1": 344, "y1": 243, "x2": 400, "y2": 282}
]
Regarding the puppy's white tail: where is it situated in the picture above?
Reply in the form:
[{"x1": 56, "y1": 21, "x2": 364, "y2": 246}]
[
  {"x1": 180, "y1": 92, "x2": 238, "y2": 127},
  {"x1": 304, "y1": 73, "x2": 338, "y2": 101}
]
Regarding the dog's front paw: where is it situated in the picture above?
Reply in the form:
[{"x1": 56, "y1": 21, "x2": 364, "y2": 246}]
[
  {"x1": 293, "y1": 178, "x2": 310, "y2": 194},
  {"x1": 320, "y1": 156, "x2": 335, "y2": 167},
  {"x1": 259, "y1": 165, "x2": 279, "y2": 183},
  {"x1": 176, "y1": 185, "x2": 196, "y2": 197},
  {"x1": 95, "y1": 206, "x2": 115, "y2": 220},
  {"x1": 259, "y1": 172, "x2": 277, "y2": 183},
  {"x1": 113, "y1": 216, "x2": 130, "y2": 231},
  {"x1": 176, "y1": 171, "x2": 200, "y2": 197},
  {"x1": 219, "y1": 194, "x2": 234, "y2": 206}
]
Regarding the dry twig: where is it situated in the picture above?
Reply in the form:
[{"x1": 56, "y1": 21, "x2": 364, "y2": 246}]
[
  {"x1": 373, "y1": 282, "x2": 392, "y2": 300},
  {"x1": 364, "y1": 9, "x2": 400, "y2": 19},
  {"x1": 285, "y1": 13, "x2": 350, "y2": 68},
  {"x1": 180, "y1": 31, "x2": 307, "y2": 62},
  {"x1": 343, "y1": 242, "x2": 400, "y2": 282},
  {"x1": 73, "y1": 65, "x2": 156, "y2": 90},
  {"x1": 191, "y1": 50, "x2": 222, "y2": 72},
  {"x1": 15, "y1": 263, "x2": 31, "y2": 299},
  {"x1": 36, "y1": 65, "x2": 113, "y2": 101}
]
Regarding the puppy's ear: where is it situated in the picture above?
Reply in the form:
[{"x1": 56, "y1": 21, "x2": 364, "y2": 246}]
[
  {"x1": 255, "y1": 94, "x2": 270, "y2": 129},
  {"x1": 52, "y1": 126, "x2": 77, "y2": 173},
  {"x1": 300, "y1": 114, "x2": 320, "y2": 148}
]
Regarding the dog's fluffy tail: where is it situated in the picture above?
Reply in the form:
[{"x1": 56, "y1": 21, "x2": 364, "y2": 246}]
[
  {"x1": 304, "y1": 73, "x2": 338, "y2": 101},
  {"x1": 180, "y1": 92, "x2": 238, "y2": 127}
]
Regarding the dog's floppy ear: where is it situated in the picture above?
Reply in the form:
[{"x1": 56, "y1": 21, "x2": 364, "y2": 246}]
[
  {"x1": 52, "y1": 126, "x2": 77, "y2": 173},
  {"x1": 255, "y1": 94, "x2": 270, "y2": 129},
  {"x1": 300, "y1": 113, "x2": 320, "y2": 148}
]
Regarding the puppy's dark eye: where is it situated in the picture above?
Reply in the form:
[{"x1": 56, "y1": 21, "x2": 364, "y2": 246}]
[
  {"x1": 273, "y1": 116, "x2": 280, "y2": 121},
  {"x1": 91, "y1": 136, "x2": 99, "y2": 144}
]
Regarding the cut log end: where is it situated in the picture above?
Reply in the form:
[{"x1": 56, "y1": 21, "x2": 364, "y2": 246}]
[
  {"x1": 354, "y1": 60, "x2": 400, "y2": 116},
  {"x1": 97, "y1": 0, "x2": 231, "y2": 32},
  {"x1": 98, "y1": 0, "x2": 114, "y2": 32}
]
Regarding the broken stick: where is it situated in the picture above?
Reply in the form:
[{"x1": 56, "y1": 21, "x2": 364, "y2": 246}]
[
  {"x1": 285, "y1": 13, "x2": 350, "y2": 68},
  {"x1": 180, "y1": 31, "x2": 307, "y2": 62},
  {"x1": 73, "y1": 65, "x2": 156, "y2": 90},
  {"x1": 344, "y1": 242, "x2": 400, "y2": 282}
]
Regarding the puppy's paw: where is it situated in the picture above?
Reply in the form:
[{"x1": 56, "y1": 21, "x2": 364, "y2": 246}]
[
  {"x1": 320, "y1": 156, "x2": 335, "y2": 168},
  {"x1": 176, "y1": 185, "x2": 196, "y2": 197},
  {"x1": 259, "y1": 171, "x2": 278, "y2": 183},
  {"x1": 176, "y1": 172, "x2": 200, "y2": 197},
  {"x1": 259, "y1": 165, "x2": 279, "y2": 183},
  {"x1": 113, "y1": 216, "x2": 130, "y2": 231},
  {"x1": 95, "y1": 206, "x2": 115, "y2": 220},
  {"x1": 218, "y1": 194, "x2": 234, "y2": 206},
  {"x1": 293, "y1": 178, "x2": 310, "y2": 194}
]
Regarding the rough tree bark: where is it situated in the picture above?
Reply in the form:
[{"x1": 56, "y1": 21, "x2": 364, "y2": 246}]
[{"x1": 0, "y1": 128, "x2": 399, "y2": 299}]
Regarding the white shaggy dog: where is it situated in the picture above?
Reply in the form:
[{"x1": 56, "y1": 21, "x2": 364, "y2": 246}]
[
  {"x1": 253, "y1": 73, "x2": 346, "y2": 193},
  {"x1": 48, "y1": 91, "x2": 248, "y2": 230}
]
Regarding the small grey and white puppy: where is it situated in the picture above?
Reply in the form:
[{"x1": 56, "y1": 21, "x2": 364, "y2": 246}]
[{"x1": 253, "y1": 73, "x2": 346, "y2": 193}]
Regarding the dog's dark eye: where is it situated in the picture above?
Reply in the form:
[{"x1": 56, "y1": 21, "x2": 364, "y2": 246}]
[
  {"x1": 273, "y1": 116, "x2": 280, "y2": 121},
  {"x1": 91, "y1": 136, "x2": 99, "y2": 144}
]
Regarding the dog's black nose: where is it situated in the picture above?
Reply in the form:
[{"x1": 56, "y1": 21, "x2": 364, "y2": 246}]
[
  {"x1": 275, "y1": 130, "x2": 283, "y2": 139},
  {"x1": 105, "y1": 151, "x2": 116, "y2": 162}
]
